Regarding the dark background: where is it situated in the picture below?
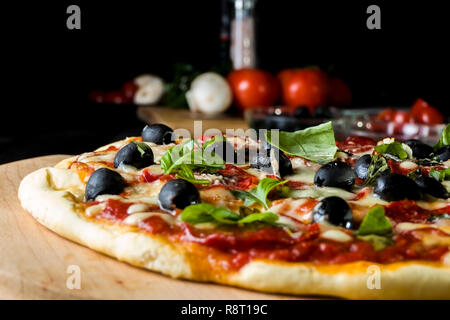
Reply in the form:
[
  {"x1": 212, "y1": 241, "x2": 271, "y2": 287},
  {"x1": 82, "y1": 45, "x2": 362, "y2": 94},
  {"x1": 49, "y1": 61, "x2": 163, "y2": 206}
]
[{"x1": 1, "y1": 0, "x2": 449, "y2": 163}]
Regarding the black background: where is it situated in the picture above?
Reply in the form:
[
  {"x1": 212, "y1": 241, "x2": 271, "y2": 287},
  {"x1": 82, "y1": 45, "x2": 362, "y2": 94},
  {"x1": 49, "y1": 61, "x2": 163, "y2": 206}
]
[{"x1": 2, "y1": 0, "x2": 449, "y2": 163}]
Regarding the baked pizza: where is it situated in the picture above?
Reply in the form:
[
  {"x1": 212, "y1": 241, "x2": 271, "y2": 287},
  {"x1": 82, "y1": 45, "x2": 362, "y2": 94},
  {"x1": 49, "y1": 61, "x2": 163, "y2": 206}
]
[{"x1": 18, "y1": 122, "x2": 450, "y2": 299}]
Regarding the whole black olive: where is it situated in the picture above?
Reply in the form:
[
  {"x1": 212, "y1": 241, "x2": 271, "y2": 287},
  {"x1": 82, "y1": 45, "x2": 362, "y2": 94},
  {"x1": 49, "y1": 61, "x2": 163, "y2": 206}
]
[
  {"x1": 158, "y1": 179, "x2": 200, "y2": 211},
  {"x1": 249, "y1": 148, "x2": 293, "y2": 177},
  {"x1": 415, "y1": 175, "x2": 449, "y2": 199},
  {"x1": 114, "y1": 142, "x2": 154, "y2": 169},
  {"x1": 205, "y1": 141, "x2": 236, "y2": 163},
  {"x1": 312, "y1": 106, "x2": 333, "y2": 118},
  {"x1": 293, "y1": 106, "x2": 311, "y2": 118},
  {"x1": 85, "y1": 168, "x2": 126, "y2": 201},
  {"x1": 314, "y1": 161, "x2": 356, "y2": 190},
  {"x1": 374, "y1": 173, "x2": 422, "y2": 201},
  {"x1": 313, "y1": 196, "x2": 353, "y2": 229},
  {"x1": 435, "y1": 145, "x2": 450, "y2": 162},
  {"x1": 142, "y1": 124, "x2": 174, "y2": 145},
  {"x1": 354, "y1": 154, "x2": 372, "y2": 180},
  {"x1": 404, "y1": 139, "x2": 433, "y2": 160}
]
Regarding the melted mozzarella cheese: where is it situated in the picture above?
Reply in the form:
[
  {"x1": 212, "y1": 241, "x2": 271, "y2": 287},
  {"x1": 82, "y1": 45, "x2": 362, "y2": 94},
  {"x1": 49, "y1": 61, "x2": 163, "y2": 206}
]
[
  {"x1": 320, "y1": 229, "x2": 353, "y2": 242},
  {"x1": 200, "y1": 187, "x2": 242, "y2": 210},
  {"x1": 285, "y1": 166, "x2": 316, "y2": 184},
  {"x1": 291, "y1": 186, "x2": 356, "y2": 200},
  {"x1": 269, "y1": 198, "x2": 313, "y2": 224}
]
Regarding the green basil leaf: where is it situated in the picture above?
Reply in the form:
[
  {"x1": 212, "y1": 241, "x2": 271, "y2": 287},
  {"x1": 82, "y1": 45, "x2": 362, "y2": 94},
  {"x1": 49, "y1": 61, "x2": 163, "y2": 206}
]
[
  {"x1": 202, "y1": 135, "x2": 226, "y2": 151},
  {"x1": 357, "y1": 205, "x2": 392, "y2": 236},
  {"x1": 231, "y1": 178, "x2": 288, "y2": 209},
  {"x1": 238, "y1": 212, "x2": 279, "y2": 225},
  {"x1": 266, "y1": 121, "x2": 338, "y2": 164},
  {"x1": 357, "y1": 234, "x2": 394, "y2": 251},
  {"x1": 427, "y1": 213, "x2": 450, "y2": 222},
  {"x1": 176, "y1": 164, "x2": 210, "y2": 185},
  {"x1": 133, "y1": 141, "x2": 153, "y2": 158},
  {"x1": 365, "y1": 154, "x2": 390, "y2": 186},
  {"x1": 180, "y1": 204, "x2": 279, "y2": 226},
  {"x1": 374, "y1": 141, "x2": 408, "y2": 160},
  {"x1": 434, "y1": 124, "x2": 450, "y2": 150},
  {"x1": 181, "y1": 203, "x2": 240, "y2": 224},
  {"x1": 160, "y1": 139, "x2": 195, "y2": 173},
  {"x1": 429, "y1": 167, "x2": 450, "y2": 182}
]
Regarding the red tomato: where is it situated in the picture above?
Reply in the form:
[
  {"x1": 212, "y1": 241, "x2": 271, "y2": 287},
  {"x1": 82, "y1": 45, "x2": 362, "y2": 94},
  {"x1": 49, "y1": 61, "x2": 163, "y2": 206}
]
[
  {"x1": 411, "y1": 98, "x2": 430, "y2": 118},
  {"x1": 375, "y1": 108, "x2": 396, "y2": 121},
  {"x1": 227, "y1": 69, "x2": 279, "y2": 110},
  {"x1": 105, "y1": 91, "x2": 127, "y2": 104},
  {"x1": 121, "y1": 81, "x2": 138, "y2": 102},
  {"x1": 277, "y1": 68, "x2": 329, "y2": 112},
  {"x1": 393, "y1": 111, "x2": 412, "y2": 124},
  {"x1": 415, "y1": 106, "x2": 444, "y2": 125},
  {"x1": 88, "y1": 90, "x2": 105, "y2": 103},
  {"x1": 328, "y1": 77, "x2": 352, "y2": 106}
]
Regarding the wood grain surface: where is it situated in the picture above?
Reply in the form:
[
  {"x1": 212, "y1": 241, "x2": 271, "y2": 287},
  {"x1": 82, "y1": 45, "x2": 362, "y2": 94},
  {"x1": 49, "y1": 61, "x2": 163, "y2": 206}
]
[
  {"x1": 0, "y1": 155, "x2": 296, "y2": 300},
  {"x1": 137, "y1": 106, "x2": 248, "y2": 134}
]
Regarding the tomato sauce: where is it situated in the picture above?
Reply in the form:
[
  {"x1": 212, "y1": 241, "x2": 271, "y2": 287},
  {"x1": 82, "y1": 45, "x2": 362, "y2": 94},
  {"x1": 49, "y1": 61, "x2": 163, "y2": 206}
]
[
  {"x1": 337, "y1": 136, "x2": 376, "y2": 154},
  {"x1": 94, "y1": 198, "x2": 448, "y2": 271},
  {"x1": 218, "y1": 164, "x2": 258, "y2": 190},
  {"x1": 384, "y1": 200, "x2": 450, "y2": 224}
]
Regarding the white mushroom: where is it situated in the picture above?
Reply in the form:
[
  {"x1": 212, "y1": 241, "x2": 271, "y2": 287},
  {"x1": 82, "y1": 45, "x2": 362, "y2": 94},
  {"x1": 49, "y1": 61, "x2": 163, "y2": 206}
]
[
  {"x1": 133, "y1": 74, "x2": 165, "y2": 105},
  {"x1": 186, "y1": 72, "x2": 232, "y2": 114}
]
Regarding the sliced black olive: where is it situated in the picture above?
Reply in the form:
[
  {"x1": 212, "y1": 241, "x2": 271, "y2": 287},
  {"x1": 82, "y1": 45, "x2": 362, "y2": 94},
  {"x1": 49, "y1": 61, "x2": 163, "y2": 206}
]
[
  {"x1": 354, "y1": 154, "x2": 372, "y2": 180},
  {"x1": 85, "y1": 168, "x2": 126, "y2": 201},
  {"x1": 374, "y1": 173, "x2": 422, "y2": 201},
  {"x1": 314, "y1": 161, "x2": 356, "y2": 190},
  {"x1": 312, "y1": 106, "x2": 332, "y2": 118},
  {"x1": 435, "y1": 145, "x2": 450, "y2": 162},
  {"x1": 205, "y1": 141, "x2": 236, "y2": 163},
  {"x1": 404, "y1": 139, "x2": 433, "y2": 160},
  {"x1": 142, "y1": 124, "x2": 174, "y2": 145},
  {"x1": 158, "y1": 179, "x2": 200, "y2": 211},
  {"x1": 249, "y1": 147, "x2": 293, "y2": 177},
  {"x1": 415, "y1": 175, "x2": 449, "y2": 199},
  {"x1": 293, "y1": 106, "x2": 311, "y2": 118},
  {"x1": 114, "y1": 142, "x2": 154, "y2": 169},
  {"x1": 313, "y1": 196, "x2": 353, "y2": 229}
]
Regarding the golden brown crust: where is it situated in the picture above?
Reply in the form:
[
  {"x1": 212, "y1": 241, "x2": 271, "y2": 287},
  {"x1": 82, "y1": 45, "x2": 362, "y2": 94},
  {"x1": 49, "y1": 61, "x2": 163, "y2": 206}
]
[{"x1": 18, "y1": 164, "x2": 450, "y2": 299}]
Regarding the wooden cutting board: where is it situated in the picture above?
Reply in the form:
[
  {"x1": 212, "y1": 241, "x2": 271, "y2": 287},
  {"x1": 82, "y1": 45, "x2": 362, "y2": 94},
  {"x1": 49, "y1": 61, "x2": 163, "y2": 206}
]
[
  {"x1": 0, "y1": 155, "x2": 297, "y2": 300},
  {"x1": 137, "y1": 106, "x2": 248, "y2": 134}
]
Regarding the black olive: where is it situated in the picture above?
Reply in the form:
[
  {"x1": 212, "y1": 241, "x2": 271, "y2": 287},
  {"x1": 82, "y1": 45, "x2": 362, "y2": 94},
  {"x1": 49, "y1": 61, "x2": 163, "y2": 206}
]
[
  {"x1": 312, "y1": 106, "x2": 332, "y2": 118},
  {"x1": 249, "y1": 147, "x2": 293, "y2": 177},
  {"x1": 142, "y1": 124, "x2": 174, "y2": 145},
  {"x1": 404, "y1": 139, "x2": 433, "y2": 160},
  {"x1": 374, "y1": 173, "x2": 422, "y2": 201},
  {"x1": 354, "y1": 154, "x2": 372, "y2": 180},
  {"x1": 415, "y1": 175, "x2": 449, "y2": 199},
  {"x1": 314, "y1": 161, "x2": 356, "y2": 190},
  {"x1": 85, "y1": 168, "x2": 126, "y2": 201},
  {"x1": 114, "y1": 142, "x2": 154, "y2": 169},
  {"x1": 158, "y1": 179, "x2": 200, "y2": 211},
  {"x1": 313, "y1": 196, "x2": 353, "y2": 229},
  {"x1": 293, "y1": 106, "x2": 311, "y2": 118},
  {"x1": 205, "y1": 141, "x2": 236, "y2": 163},
  {"x1": 435, "y1": 145, "x2": 450, "y2": 162}
]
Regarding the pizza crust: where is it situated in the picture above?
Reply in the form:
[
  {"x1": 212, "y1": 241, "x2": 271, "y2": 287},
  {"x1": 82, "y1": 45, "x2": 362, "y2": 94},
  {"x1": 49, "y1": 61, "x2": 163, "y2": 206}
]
[{"x1": 19, "y1": 164, "x2": 450, "y2": 300}]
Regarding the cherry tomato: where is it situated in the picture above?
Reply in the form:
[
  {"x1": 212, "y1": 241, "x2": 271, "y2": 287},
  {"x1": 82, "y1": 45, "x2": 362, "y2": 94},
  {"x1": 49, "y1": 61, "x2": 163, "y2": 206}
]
[
  {"x1": 375, "y1": 108, "x2": 396, "y2": 121},
  {"x1": 105, "y1": 91, "x2": 127, "y2": 104},
  {"x1": 227, "y1": 69, "x2": 279, "y2": 110},
  {"x1": 328, "y1": 77, "x2": 352, "y2": 106},
  {"x1": 393, "y1": 111, "x2": 412, "y2": 124},
  {"x1": 121, "y1": 80, "x2": 138, "y2": 102},
  {"x1": 277, "y1": 68, "x2": 329, "y2": 112},
  {"x1": 415, "y1": 106, "x2": 444, "y2": 125},
  {"x1": 411, "y1": 98, "x2": 430, "y2": 118},
  {"x1": 88, "y1": 90, "x2": 105, "y2": 103}
]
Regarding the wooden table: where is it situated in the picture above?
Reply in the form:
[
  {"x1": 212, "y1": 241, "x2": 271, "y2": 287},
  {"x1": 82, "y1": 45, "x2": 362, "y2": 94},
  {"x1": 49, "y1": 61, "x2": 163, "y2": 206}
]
[
  {"x1": 0, "y1": 155, "x2": 296, "y2": 299},
  {"x1": 137, "y1": 106, "x2": 248, "y2": 135}
]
